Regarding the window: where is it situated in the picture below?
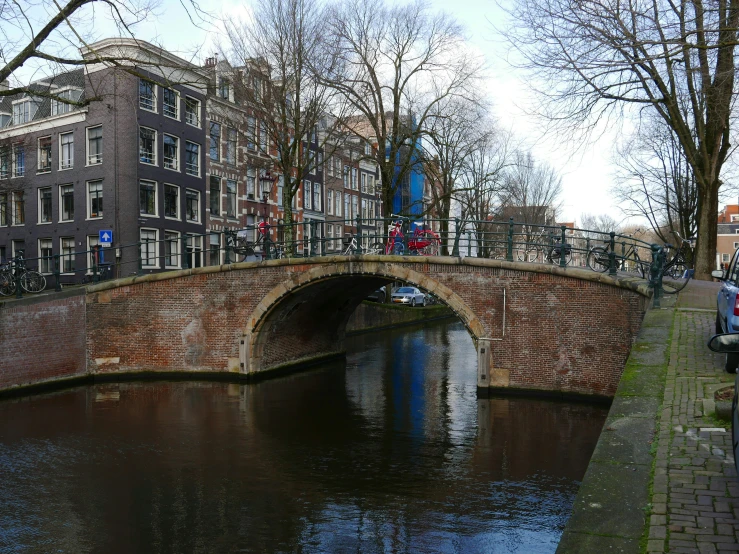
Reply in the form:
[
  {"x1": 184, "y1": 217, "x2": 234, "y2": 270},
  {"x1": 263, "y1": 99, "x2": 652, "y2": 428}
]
[
  {"x1": 335, "y1": 191, "x2": 342, "y2": 217},
  {"x1": 186, "y1": 189, "x2": 200, "y2": 222},
  {"x1": 246, "y1": 117, "x2": 256, "y2": 150},
  {"x1": 186, "y1": 234, "x2": 203, "y2": 268},
  {"x1": 317, "y1": 152, "x2": 323, "y2": 174},
  {"x1": 327, "y1": 189, "x2": 333, "y2": 215},
  {"x1": 218, "y1": 77, "x2": 230, "y2": 100},
  {"x1": 12, "y1": 145, "x2": 24, "y2": 177},
  {"x1": 88, "y1": 180, "x2": 103, "y2": 218},
  {"x1": 734, "y1": 242, "x2": 739, "y2": 249},
  {"x1": 12, "y1": 240, "x2": 24, "y2": 259},
  {"x1": 163, "y1": 135, "x2": 178, "y2": 170},
  {"x1": 87, "y1": 235, "x2": 105, "y2": 273},
  {"x1": 277, "y1": 175, "x2": 284, "y2": 207},
  {"x1": 139, "y1": 127, "x2": 156, "y2": 165},
  {"x1": 140, "y1": 229, "x2": 158, "y2": 267},
  {"x1": 0, "y1": 194, "x2": 6, "y2": 226},
  {"x1": 209, "y1": 122, "x2": 221, "y2": 161},
  {"x1": 11, "y1": 191, "x2": 24, "y2": 225},
  {"x1": 38, "y1": 137, "x2": 52, "y2": 172},
  {"x1": 164, "y1": 231, "x2": 180, "y2": 268},
  {"x1": 87, "y1": 126, "x2": 103, "y2": 165},
  {"x1": 352, "y1": 168, "x2": 358, "y2": 190},
  {"x1": 163, "y1": 88, "x2": 178, "y2": 119},
  {"x1": 12, "y1": 99, "x2": 38, "y2": 125},
  {"x1": 0, "y1": 114, "x2": 8, "y2": 128},
  {"x1": 328, "y1": 156, "x2": 334, "y2": 176},
  {"x1": 364, "y1": 141, "x2": 372, "y2": 156},
  {"x1": 185, "y1": 142, "x2": 199, "y2": 176},
  {"x1": 335, "y1": 224, "x2": 342, "y2": 247},
  {"x1": 139, "y1": 80, "x2": 156, "y2": 111},
  {"x1": 60, "y1": 185, "x2": 74, "y2": 221},
  {"x1": 164, "y1": 184, "x2": 179, "y2": 219},
  {"x1": 209, "y1": 233, "x2": 221, "y2": 266},
  {"x1": 226, "y1": 128, "x2": 237, "y2": 164},
  {"x1": 343, "y1": 165, "x2": 349, "y2": 188},
  {"x1": 724, "y1": 253, "x2": 732, "y2": 262},
  {"x1": 210, "y1": 176, "x2": 221, "y2": 216},
  {"x1": 226, "y1": 180, "x2": 236, "y2": 218},
  {"x1": 351, "y1": 195, "x2": 358, "y2": 220},
  {"x1": 247, "y1": 167, "x2": 255, "y2": 199},
  {"x1": 327, "y1": 224, "x2": 334, "y2": 251},
  {"x1": 61, "y1": 237, "x2": 75, "y2": 273},
  {"x1": 313, "y1": 182, "x2": 321, "y2": 212},
  {"x1": 367, "y1": 175, "x2": 375, "y2": 195},
  {"x1": 362, "y1": 198, "x2": 368, "y2": 220},
  {"x1": 139, "y1": 180, "x2": 157, "y2": 216},
  {"x1": 0, "y1": 148, "x2": 8, "y2": 178},
  {"x1": 51, "y1": 89, "x2": 82, "y2": 116},
  {"x1": 39, "y1": 188, "x2": 52, "y2": 223},
  {"x1": 185, "y1": 97, "x2": 200, "y2": 126},
  {"x1": 344, "y1": 193, "x2": 350, "y2": 220},
  {"x1": 259, "y1": 122, "x2": 268, "y2": 151},
  {"x1": 361, "y1": 173, "x2": 367, "y2": 193},
  {"x1": 304, "y1": 180, "x2": 312, "y2": 211},
  {"x1": 39, "y1": 239, "x2": 53, "y2": 273}
]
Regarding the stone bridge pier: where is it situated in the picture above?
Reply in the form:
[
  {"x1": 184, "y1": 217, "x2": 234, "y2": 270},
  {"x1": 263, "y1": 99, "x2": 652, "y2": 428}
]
[{"x1": 82, "y1": 255, "x2": 650, "y2": 398}]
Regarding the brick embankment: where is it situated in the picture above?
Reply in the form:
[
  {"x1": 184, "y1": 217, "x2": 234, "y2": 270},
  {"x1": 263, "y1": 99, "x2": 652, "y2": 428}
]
[
  {"x1": 345, "y1": 301, "x2": 454, "y2": 335},
  {"x1": 558, "y1": 280, "x2": 739, "y2": 554}
]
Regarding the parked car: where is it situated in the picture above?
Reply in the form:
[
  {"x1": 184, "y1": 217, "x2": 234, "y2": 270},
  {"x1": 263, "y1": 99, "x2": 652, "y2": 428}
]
[
  {"x1": 712, "y1": 259, "x2": 739, "y2": 372},
  {"x1": 391, "y1": 286, "x2": 426, "y2": 307},
  {"x1": 707, "y1": 333, "x2": 739, "y2": 475},
  {"x1": 366, "y1": 287, "x2": 386, "y2": 303}
]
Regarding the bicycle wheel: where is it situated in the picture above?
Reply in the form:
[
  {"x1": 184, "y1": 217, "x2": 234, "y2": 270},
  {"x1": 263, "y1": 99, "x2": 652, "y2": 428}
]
[
  {"x1": 0, "y1": 271, "x2": 14, "y2": 296},
  {"x1": 363, "y1": 242, "x2": 384, "y2": 255},
  {"x1": 20, "y1": 271, "x2": 46, "y2": 293},
  {"x1": 587, "y1": 247, "x2": 610, "y2": 272},
  {"x1": 516, "y1": 246, "x2": 540, "y2": 262},
  {"x1": 662, "y1": 262, "x2": 690, "y2": 294},
  {"x1": 423, "y1": 239, "x2": 440, "y2": 256}
]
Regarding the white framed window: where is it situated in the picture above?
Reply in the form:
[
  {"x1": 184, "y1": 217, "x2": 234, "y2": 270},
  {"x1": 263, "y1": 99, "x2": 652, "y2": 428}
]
[
  {"x1": 51, "y1": 88, "x2": 82, "y2": 116},
  {"x1": 186, "y1": 234, "x2": 203, "y2": 268},
  {"x1": 12, "y1": 98, "x2": 38, "y2": 125},
  {"x1": 277, "y1": 175, "x2": 284, "y2": 207},
  {"x1": 185, "y1": 96, "x2": 201, "y2": 127},
  {"x1": 209, "y1": 176, "x2": 221, "y2": 216},
  {"x1": 87, "y1": 126, "x2": 103, "y2": 165},
  {"x1": 352, "y1": 195, "x2": 358, "y2": 220},
  {"x1": 361, "y1": 173, "x2": 367, "y2": 193},
  {"x1": 344, "y1": 194, "x2": 350, "y2": 220},
  {"x1": 226, "y1": 128, "x2": 237, "y2": 164},
  {"x1": 139, "y1": 79, "x2": 156, "y2": 112},
  {"x1": 60, "y1": 184, "x2": 74, "y2": 222},
  {"x1": 226, "y1": 180, "x2": 237, "y2": 218},
  {"x1": 162, "y1": 87, "x2": 179, "y2": 119},
  {"x1": 209, "y1": 233, "x2": 221, "y2": 266},
  {"x1": 0, "y1": 194, "x2": 7, "y2": 226},
  {"x1": 313, "y1": 182, "x2": 321, "y2": 212},
  {"x1": 218, "y1": 77, "x2": 230, "y2": 100},
  {"x1": 723, "y1": 253, "x2": 731, "y2": 262},
  {"x1": 209, "y1": 122, "x2": 221, "y2": 161},
  {"x1": 0, "y1": 148, "x2": 8, "y2": 178},
  {"x1": 246, "y1": 167, "x2": 255, "y2": 200},
  {"x1": 61, "y1": 237, "x2": 75, "y2": 273},
  {"x1": 140, "y1": 228, "x2": 159, "y2": 268},
  {"x1": 11, "y1": 191, "x2": 24, "y2": 225},
  {"x1": 362, "y1": 198, "x2": 368, "y2": 220},
  {"x1": 247, "y1": 117, "x2": 256, "y2": 150},
  {"x1": 38, "y1": 136, "x2": 52, "y2": 172},
  {"x1": 327, "y1": 224, "x2": 334, "y2": 251},
  {"x1": 139, "y1": 179, "x2": 157, "y2": 216},
  {"x1": 335, "y1": 224, "x2": 343, "y2": 247},
  {"x1": 185, "y1": 189, "x2": 200, "y2": 222},
  {"x1": 12, "y1": 145, "x2": 25, "y2": 177},
  {"x1": 343, "y1": 165, "x2": 349, "y2": 188},
  {"x1": 38, "y1": 187, "x2": 52, "y2": 224},
  {"x1": 335, "y1": 191, "x2": 342, "y2": 217},
  {"x1": 139, "y1": 127, "x2": 157, "y2": 165},
  {"x1": 352, "y1": 168, "x2": 358, "y2": 190},
  {"x1": 304, "y1": 180, "x2": 312, "y2": 211},
  {"x1": 164, "y1": 184, "x2": 179, "y2": 219},
  {"x1": 327, "y1": 189, "x2": 334, "y2": 215},
  {"x1": 87, "y1": 180, "x2": 103, "y2": 219},
  {"x1": 259, "y1": 122, "x2": 267, "y2": 152},
  {"x1": 59, "y1": 132, "x2": 74, "y2": 170},
  {"x1": 87, "y1": 235, "x2": 102, "y2": 273},
  {"x1": 185, "y1": 141, "x2": 199, "y2": 176},
  {"x1": 163, "y1": 134, "x2": 179, "y2": 170},
  {"x1": 164, "y1": 230, "x2": 180, "y2": 268},
  {"x1": 38, "y1": 238, "x2": 53, "y2": 273},
  {"x1": 367, "y1": 175, "x2": 375, "y2": 195}
]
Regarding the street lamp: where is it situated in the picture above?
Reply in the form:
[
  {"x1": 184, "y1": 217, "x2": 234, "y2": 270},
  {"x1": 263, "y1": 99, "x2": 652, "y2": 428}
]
[{"x1": 259, "y1": 169, "x2": 276, "y2": 225}]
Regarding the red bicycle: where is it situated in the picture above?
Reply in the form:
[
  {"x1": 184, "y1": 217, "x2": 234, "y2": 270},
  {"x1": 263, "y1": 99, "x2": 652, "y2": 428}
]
[{"x1": 385, "y1": 217, "x2": 441, "y2": 256}]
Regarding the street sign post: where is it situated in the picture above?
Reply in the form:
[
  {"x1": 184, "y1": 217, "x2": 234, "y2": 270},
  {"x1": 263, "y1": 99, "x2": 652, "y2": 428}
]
[{"x1": 99, "y1": 230, "x2": 113, "y2": 247}]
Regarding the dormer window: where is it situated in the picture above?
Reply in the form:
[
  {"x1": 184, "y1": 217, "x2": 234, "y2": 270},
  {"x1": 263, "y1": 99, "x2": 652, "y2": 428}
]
[
  {"x1": 12, "y1": 98, "x2": 39, "y2": 125},
  {"x1": 218, "y1": 77, "x2": 230, "y2": 100},
  {"x1": 50, "y1": 88, "x2": 82, "y2": 116},
  {"x1": 0, "y1": 113, "x2": 10, "y2": 127}
]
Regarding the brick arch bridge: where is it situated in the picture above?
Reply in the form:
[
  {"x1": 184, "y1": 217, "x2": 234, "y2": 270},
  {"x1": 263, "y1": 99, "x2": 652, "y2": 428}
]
[{"x1": 86, "y1": 255, "x2": 650, "y2": 397}]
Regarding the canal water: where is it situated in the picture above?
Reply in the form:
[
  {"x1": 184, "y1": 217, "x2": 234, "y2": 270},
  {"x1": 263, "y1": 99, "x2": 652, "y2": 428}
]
[{"x1": 0, "y1": 320, "x2": 607, "y2": 553}]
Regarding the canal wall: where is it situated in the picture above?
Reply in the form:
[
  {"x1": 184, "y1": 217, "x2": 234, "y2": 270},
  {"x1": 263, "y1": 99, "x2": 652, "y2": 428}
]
[
  {"x1": 0, "y1": 289, "x2": 87, "y2": 392},
  {"x1": 345, "y1": 301, "x2": 454, "y2": 334}
]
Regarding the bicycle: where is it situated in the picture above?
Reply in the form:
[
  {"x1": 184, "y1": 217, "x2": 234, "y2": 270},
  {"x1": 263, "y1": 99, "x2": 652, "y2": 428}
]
[
  {"x1": 231, "y1": 224, "x2": 282, "y2": 261},
  {"x1": 385, "y1": 216, "x2": 440, "y2": 256},
  {"x1": 342, "y1": 235, "x2": 384, "y2": 255},
  {"x1": 0, "y1": 254, "x2": 47, "y2": 296},
  {"x1": 587, "y1": 236, "x2": 648, "y2": 277},
  {"x1": 660, "y1": 234, "x2": 693, "y2": 293},
  {"x1": 515, "y1": 228, "x2": 573, "y2": 265}
]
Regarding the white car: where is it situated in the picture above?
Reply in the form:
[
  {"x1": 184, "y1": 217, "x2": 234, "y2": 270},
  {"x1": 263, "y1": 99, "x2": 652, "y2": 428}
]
[{"x1": 391, "y1": 286, "x2": 426, "y2": 307}]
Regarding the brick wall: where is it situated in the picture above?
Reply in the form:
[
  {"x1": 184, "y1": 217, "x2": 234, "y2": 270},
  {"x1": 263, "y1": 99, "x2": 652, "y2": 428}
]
[
  {"x1": 84, "y1": 258, "x2": 649, "y2": 397},
  {"x1": 0, "y1": 291, "x2": 86, "y2": 391}
]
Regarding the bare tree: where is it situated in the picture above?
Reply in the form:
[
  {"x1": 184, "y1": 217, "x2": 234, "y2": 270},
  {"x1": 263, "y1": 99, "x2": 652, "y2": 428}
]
[
  {"x1": 324, "y1": 0, "x2": 481, "y2": 217},
  {"x1": 579, "y1": 213, "x2": 622, "y2": 235},
  {"x1": 503, "y1": 0, "x2": 739, "y2": 279},
  {"x1": 613, "y1": 118, "x2": 698, "y2": 247},
  {"x1": 421, "y1": 96, "x2": 491, "y2": 253},
  {"x1": 222, "y1": 0, "x2": 346, "y2": 247},
  {"x1": 498, "y1": 151, "x2": 562, "y2": 227}
]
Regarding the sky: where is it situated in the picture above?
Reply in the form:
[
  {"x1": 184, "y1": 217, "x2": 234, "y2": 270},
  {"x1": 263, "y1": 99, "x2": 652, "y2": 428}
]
[{"x1": 48, "y1": 0, "x2": 626, "y2": 224}]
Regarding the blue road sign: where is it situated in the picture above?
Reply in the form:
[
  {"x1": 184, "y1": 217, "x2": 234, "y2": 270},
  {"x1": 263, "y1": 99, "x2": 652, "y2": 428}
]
[{"x1": 99, "y1": 230, "x2": 113, "y2": 246}]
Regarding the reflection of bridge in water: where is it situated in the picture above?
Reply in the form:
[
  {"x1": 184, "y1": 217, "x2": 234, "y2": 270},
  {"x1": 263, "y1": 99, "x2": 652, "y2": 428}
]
[{"x1": 79, "y1": 255, "x2": 651, "y2": 398}]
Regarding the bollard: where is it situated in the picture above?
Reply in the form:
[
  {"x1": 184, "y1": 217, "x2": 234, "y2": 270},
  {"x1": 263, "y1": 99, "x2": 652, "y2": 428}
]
[
  {"x1": 608, "y1": 232, "x2": 617, "y2": 276},
  {"x1": 507, "y1": 218, "x2": 514, "y2": 261}
]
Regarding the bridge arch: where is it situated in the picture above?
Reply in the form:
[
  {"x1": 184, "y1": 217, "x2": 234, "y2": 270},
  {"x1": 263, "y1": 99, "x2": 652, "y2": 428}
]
[{"x1": 241, "y1": 261, "x2": 487, "y2": 375}]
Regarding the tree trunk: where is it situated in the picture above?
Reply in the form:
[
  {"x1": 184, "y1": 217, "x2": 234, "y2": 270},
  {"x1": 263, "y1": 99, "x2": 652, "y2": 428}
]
[
  {"x1": 282, "y1": 201, "x2": 295, "y2": 257},
  {"x1": 693, "y1": 181, "x2": 719, "y2": 280}
]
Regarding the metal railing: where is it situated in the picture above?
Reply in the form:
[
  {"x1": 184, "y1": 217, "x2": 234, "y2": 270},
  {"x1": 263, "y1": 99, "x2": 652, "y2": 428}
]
[{"x1": 0, "y1": 216, "x2": 681, "y2": 306}]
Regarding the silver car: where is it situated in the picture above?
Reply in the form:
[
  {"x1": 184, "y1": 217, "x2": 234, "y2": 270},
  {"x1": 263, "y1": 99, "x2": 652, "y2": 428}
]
[{"x1": 391, "y1": 286, "x2": 426, "y2": 307}]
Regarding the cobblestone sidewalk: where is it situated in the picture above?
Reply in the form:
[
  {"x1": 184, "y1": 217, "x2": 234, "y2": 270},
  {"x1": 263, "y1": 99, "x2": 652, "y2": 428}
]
[{"x1": 648, "y1": 308, "x2": 739, "y2": 553}]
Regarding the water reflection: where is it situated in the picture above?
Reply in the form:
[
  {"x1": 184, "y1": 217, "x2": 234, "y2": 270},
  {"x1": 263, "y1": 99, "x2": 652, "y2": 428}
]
[{"x1": 0, "y1": 320, "x2": 607, "y2": 553}]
